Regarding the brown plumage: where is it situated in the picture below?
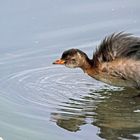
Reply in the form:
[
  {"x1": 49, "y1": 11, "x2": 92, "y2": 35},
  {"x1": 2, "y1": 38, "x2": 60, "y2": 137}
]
[
  {"x1": 53, "y1": 32, "x2": 140, "y2": 89},
  {"x1": 93, "y1": 32, "x2": 140, "y2": 66}
]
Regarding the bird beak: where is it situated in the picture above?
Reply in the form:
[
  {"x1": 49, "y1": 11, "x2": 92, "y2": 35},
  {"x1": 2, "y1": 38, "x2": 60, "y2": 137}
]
[{"x1": 53, "y1": 59, "x2": 65, "y2": 65}]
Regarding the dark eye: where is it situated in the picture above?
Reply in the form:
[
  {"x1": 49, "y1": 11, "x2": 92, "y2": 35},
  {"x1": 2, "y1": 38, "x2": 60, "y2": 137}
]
[{"x1": 71, "y1": 59, "x2": 76, "y2": 62}]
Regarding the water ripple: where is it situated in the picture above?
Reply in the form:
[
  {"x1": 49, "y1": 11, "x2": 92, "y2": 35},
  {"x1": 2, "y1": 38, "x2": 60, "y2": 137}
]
[{"x1": 0, "y1": 64, "x2": 123, "y2": 121}]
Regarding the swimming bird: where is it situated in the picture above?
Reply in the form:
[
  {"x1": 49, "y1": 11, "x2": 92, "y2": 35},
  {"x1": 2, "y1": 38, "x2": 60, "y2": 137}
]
[{"x1": 53, "y1": 32, "x2": 140, "y2": 89}]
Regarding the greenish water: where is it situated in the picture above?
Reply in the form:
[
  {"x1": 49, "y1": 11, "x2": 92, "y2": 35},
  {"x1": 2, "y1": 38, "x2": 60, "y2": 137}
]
[{"x1": 0, "y1": 0, "x2": 140, "y2": 140}]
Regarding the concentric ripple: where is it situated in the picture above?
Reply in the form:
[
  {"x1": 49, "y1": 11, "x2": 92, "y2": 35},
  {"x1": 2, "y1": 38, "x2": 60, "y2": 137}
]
[{"x1": 0, "y1": 64, "x2": 122, "y2": 119}]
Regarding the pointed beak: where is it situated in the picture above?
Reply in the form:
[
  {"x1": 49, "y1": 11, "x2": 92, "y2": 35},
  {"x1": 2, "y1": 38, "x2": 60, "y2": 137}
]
[{"x1": 53, "y1": 59, "x2": 65, "y2": 65}]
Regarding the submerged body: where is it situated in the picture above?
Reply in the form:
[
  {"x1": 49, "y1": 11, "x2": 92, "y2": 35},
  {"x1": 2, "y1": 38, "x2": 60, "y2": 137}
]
[
  {"x1": 53, "y1": 33, "x2": 140, "y2": 89},
  {"x1": 86, "y1": 59, "x2": 140, "y2": 88}
]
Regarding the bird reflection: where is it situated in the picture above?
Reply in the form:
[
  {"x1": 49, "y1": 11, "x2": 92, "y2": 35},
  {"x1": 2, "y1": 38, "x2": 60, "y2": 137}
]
[{"x1": 51, "y1": 87, "x2": 140, "y2": 139}]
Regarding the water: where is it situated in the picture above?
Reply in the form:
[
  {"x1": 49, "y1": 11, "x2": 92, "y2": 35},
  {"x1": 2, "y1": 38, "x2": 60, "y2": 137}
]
[{"x1": 0, "y1": 0, "x2": 140, "y2": 140}]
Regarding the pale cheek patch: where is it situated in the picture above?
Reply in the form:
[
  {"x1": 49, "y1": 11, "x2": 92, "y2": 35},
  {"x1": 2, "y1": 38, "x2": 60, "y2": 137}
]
[
  {"x1": 77, "y1": 52, "x2": 83, "y2": 65},
  {"x1": 65, "y1": 64, "x2": 77, "y2": 68},
  {"x1": 77, "y1": 52, "x2": 82, "y2": 59}
]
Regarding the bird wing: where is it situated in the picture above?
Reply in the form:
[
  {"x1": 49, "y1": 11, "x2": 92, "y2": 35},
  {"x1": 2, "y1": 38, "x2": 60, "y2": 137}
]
[{"x1": 93, "y1": 32, "x2": 140, "y2": 66}]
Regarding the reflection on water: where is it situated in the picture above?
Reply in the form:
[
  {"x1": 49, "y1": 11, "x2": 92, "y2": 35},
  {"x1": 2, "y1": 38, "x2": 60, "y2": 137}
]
[{"x1": 51, "y1": 88, "x2": 140, "y2": 139}]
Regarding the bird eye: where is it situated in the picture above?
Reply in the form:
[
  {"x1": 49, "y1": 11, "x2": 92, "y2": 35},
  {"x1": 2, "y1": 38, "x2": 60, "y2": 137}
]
[
  {"x1": 71, "y1": 58, "x2": 76, "y2": 64},
  {"x1": 71, "y1": 59, "x2": 76, "y2": 62}
]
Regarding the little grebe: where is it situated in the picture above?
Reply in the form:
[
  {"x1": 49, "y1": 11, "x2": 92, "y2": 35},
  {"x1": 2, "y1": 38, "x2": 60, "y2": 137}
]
[{"x1": 53, "y1": 33, "x2": 140, "y2": 89}]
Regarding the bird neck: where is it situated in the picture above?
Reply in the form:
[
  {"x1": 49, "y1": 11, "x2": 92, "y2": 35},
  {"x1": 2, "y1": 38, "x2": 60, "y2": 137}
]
[
  {"x1": 80, "y1": 55, "x2": 99, "y2": 76},
  {"x1": 80, "y1": 56, "x2": 93, "y2": 72}
]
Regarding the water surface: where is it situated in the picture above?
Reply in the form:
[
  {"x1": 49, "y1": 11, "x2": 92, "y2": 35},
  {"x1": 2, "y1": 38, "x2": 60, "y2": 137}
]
[{"x1": 0, "y1": 0, "x2": 140, "y2": 140}]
